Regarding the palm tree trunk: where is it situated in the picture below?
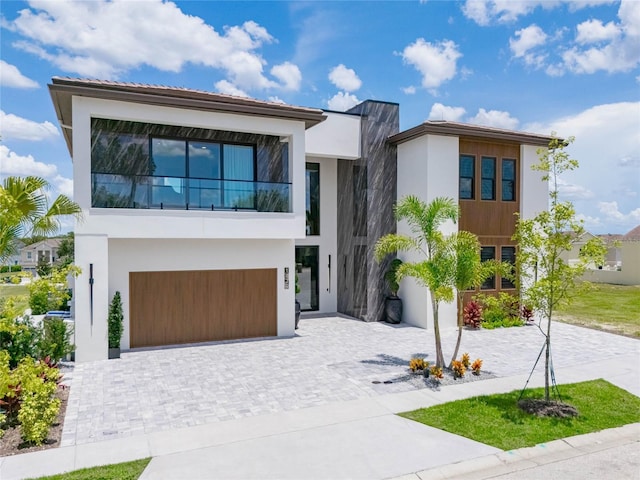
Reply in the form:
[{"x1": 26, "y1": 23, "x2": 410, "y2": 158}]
[
  {"x1": 432, "y1": 299, "x2": 444, "y2": 368},
  {"x1": 449, "y1": 295, "x2": 464, "y2": 367}
]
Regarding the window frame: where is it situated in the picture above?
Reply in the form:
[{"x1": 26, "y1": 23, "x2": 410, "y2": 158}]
[
  {"x1": 501, "y1": 246, "x2": 517, "y2": 289},
  {"x1": 501, "y1": 158, "x2": 516, "y2": 202},
  {"x1": 480, "y1": 245, "x2": 496, "y2": 290},
  {"x1": 305, "y1": 162, "x2": 320, "y2": 236},
  {"x1": 459, "y1": 155, "x2": 475, "y2": 200},
  {"x1": 481, "y1": 156, "x2": 496, "y2": 201}
]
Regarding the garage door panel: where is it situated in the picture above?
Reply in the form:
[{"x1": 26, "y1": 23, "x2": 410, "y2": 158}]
[{"x1": 130, "y1": 269, "x2": 277, "y2": 348}]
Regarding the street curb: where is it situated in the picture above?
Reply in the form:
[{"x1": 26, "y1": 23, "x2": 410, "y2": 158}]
[{"x1": 388, "y1": 423, "x2": 640, "y2": 480}]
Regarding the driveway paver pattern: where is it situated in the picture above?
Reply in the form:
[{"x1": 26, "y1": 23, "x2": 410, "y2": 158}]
[{"x1": 60, "y1": 316, "x2": 639, "y2": 446}]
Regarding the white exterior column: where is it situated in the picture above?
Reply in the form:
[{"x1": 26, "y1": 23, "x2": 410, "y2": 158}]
[{"x1": 74, "y1": 234, "x2": 109, "y2": 362}]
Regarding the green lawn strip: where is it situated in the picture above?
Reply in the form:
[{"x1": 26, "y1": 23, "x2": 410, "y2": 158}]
[
  {"x1": 555, "y1": 284, "x2": 640, "y2": 330},
  {"x1": 0, "y1": 285, "x2": 29, "y2": 313},
  {"x1": 27, "y1": 458, "x2": 151, "y2": 480},
  {"x1": 399, "y1": 379, "x2": 640, "y2": 451}
]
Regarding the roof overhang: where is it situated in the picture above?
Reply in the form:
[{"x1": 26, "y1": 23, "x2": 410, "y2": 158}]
[
  {"x1": 48, "y1": 77, "x2": 327, "y2": 156},
  {"x1": 388, "y1": 121, "x2": 554, "y2": 147}
]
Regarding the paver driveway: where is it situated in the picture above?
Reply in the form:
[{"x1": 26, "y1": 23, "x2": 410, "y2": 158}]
[{"x1": 61, "y1": 316, "x2": 639, "y2": 446}]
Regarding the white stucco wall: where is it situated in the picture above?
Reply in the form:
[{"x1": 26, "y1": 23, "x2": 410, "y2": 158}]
[
  {"x1": 72, "y1": 96, "x2": 308, "y2": 240},
  {"x1": 520, "y1": 144, "x2": 547, "y2": 220},
  {"x1": 305, "y1": 112, "x2": 360, "y2": 160},
  {"x1": 396, "y1": 134, "x2": 459, "y2": 331},
  {"x1": 296, "y1": 156, "x2": 338, "y2": 314}
]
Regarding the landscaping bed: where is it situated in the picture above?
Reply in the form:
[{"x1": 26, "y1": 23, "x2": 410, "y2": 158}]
[{"x1": 0, "y1": 384, "x2": 69, "y2": 457}]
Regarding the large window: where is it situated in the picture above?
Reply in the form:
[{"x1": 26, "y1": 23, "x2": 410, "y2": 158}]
[
  {"x1": 306, "y1": 163, "x2": 320, "y2": 235},
  {"x1": 353, "y1": 165, "x2": 368, "y2": 236},
  {"x1": 295, "y1": 246, "x2": 319, "y2": 311},
  {"x1": 459, "y1": 155, "x2": 475, "y2": 199},
  {"x1": 502, "y1": 159, "x2": 516, "y2": 201},
  {"x1": 481, "y1": 157, "x2": 496, "y2": 200},
  {"x1": 90, "y1": 118, "x2": 291, "y2": 212},
  {"x1": 480, "y1": 246, "x2": 496, "y2": 290},
  {"x1": 501, "y1": 246, "x2": 516, "y2": 289}
]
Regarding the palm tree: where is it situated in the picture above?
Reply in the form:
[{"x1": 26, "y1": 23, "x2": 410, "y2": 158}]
[
  {"x1": 448, "y1": 232, "x2": 510, "y2": 366},
  {"x1": 375, "y1": 196, "x2": 458, "y2": 368},
  {"x1": 0, "y1": 176, "x2": 82, "y2": 263}
]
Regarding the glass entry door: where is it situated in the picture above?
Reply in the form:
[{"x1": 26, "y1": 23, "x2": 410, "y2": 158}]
[{"x1": 295, "y1": 246, "x2": 319, "y2": 311}]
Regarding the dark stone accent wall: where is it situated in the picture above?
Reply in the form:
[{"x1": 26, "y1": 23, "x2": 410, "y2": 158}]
[{"x1": 337, "y1": 101, "x2": 399, "y2": 321}]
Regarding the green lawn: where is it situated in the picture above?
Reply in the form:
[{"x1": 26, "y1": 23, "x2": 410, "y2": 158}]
[
  {"x1": 28, "y1": 458, "x2": 151, "y2": 480},
  {"x1": 554, "y1": 283, "x2": 640, "y2": 337},
  {"x1": 0, "y1": 284, "x2": 29, "y2": 313},
  {"x1": 400, "y1": 379, "x2": 640, "y2": 451}
]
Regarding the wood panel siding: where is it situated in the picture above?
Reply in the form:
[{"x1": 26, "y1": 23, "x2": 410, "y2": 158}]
[
  {"x1": 129, "y1": 268, "x2": 277, "y2": 348},
  {"x1": 459, "y1": 140, "x2": 520, "y2": 238}
]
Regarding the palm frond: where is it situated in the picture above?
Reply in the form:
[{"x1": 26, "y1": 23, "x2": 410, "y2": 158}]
[{"x1": 374, "y1": 234, "x2": 417, "y2": 260}]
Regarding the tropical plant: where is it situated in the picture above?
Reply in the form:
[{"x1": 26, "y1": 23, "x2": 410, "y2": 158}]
[
  {"x1": 451, "y1": 360, "x2": 466, "y2": 378},
  {"x1": 375, "y1": 196, "x2": 459, "y2": 368},
  {"x1": 409, "y1": 357, "x2": 428, "y2": 372},
  {"x1": 463, "y1": 300, "x2": 483, "y2": 328},
  {"x1": 514, "y1": 135, "x2": 606, "y2": 402},
  {"x1": 108, "y1": 291, "x2": 124, "y2": 349},
  {"x1": 471, "y1": 358, "x2": 483, "y2": 375},
  {"x1": 448, "y1": 231, "x2": 511, "y2": 366},
  {"x1": 385, "y1": 258, "x2": 403, "y2": 297},
  {"x1": 0, "y1": 176, "x2": 82, "y2": 263}
]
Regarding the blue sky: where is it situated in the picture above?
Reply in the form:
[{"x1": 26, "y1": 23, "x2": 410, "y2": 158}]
[{"x1": 0, "y1": 0, "x2": 638, "y2": 234}]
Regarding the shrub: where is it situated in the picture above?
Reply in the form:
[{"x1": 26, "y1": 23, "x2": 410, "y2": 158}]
[
  {"x1": 461, "y1": 353, "x2": 470, "y2": 368},
  {"x1": 463, "y1": 300, "x2": 483, "y2": 328},
  {"x1": 1, "y1": 299, "x2": 42, "y2": 368},
  {"x1": 475, "y1": 293, "x2": 524, "y2": 329},
  {"x1": 15, "y1": 357, "x2": 61, "y2": 445},
  {"x1": 409, "y1": 357, "x2": 428, "y2": 372},
  {"x1": 108, "y1": 291, "x2": 124, "y2": 349},
  {"x1": 10, "y1": 276, "x2": 21, "y2": 284},
  {"x1": 39, "y1": 317, "x2": 74, "y2": 362},
  {"x1": 471, "y1": 358, "x2": 483, "y2": 375},
  {"x1": 451, "y1": 360, "x2": 466, "y2": 378},
  {"x1": 27, "y1": 265, "x2": 78, "y2": 315},
  {"x1": 521, "y1": 305, "x2": 534, "y2": 323},
  {"x1": 430, "y1": 366, "x2": 443, "y2": 380}
]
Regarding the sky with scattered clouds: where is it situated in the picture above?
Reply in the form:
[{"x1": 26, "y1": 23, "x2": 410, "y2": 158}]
[{"x1": 0, "y1": 0, "x2": 638, "y2": 234}]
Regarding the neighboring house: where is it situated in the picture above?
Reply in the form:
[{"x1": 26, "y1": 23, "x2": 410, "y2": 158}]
[
  {"x1": 583, "y1": 225, "x2": 640, "y2": 286},
  {"x1": 2, "y1": 240, "x2": 24, "y2": 269},
  {"x1": 20, "y1": 238, "x2": 61, "y2": 273},
  {"x1": 559, "y1": 231, "x2": 601, "y2": 268},
  {"x1": 49, "y1": 78, "x2": 550, "y2": 362}
]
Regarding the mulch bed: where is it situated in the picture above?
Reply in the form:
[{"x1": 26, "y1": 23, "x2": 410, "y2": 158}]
[
  {"x1": 518, "y1": 398, "x2": 579, "y2": 418},
  {"x1": 0, "y1": 385, "x2": 69, "y2": 457}
]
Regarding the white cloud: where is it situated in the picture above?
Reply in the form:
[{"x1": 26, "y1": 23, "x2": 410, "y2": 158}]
[
  {"x1": 8, "y1": 1, "x2": 300, "y2": 94},
  {"x1": 401, "y1": 39, "x2": 462, "y2": 92},
  {"x1": 428, "y1": 103, "x2": 466, "y2": 121},
  {"x1": 0, "y1": 111, "x2": 59, "y2": 141},
  {"x1": 214, "y1": 80, "x2": 249, "y2": 97},
  {"x1": 327, "y1": 92, "x2": 360, "y2": 111},
  {"x1": 403, "y1": 86, "x2": 417, "y2": 95},
  {"x1": 270, "y1": 62, "x2": 302, "y2": 91},
  {"x1": 0, "y1": 145, "x2": 57, "y2": 177},
  {"x1": 468, "y1": 108, "x2": 520, "y2": 129},
  {"x1": 461, "y1": 1, "x2": 556, "y2": 26},
  {"x1": 557, "y1": 177, "x2": 595, "y2": 199},
  {"x1": 525, "y1": 102, "x2": 640, "y2": 233},
  {"x1": 576, "y1": 213, "x2": 603, "y2": 228},
  {"x1": 576, "y1": 19, "x2": 620, "y2": 43},
  {"x1": 598, "y1": 201, "x2": 640, "y2": 224},
  {"x1": 53, "y1": 175, "x2": 74, "y2": 197},
  {"x1": 559, "y1": 0, "x2": 640, "y2": 74},
  {"x1": 0, "y1": 60, "x2": 38, "y2": 88},
  {"x1": 328, "y1": 64, "x2": 362, "y2": 92},
  {"x1": 510, "y1": 24, "x2": 547, "y2": 56},
  {"x1": 267, "y1": 96, "x2": 286, "y2": 104}
]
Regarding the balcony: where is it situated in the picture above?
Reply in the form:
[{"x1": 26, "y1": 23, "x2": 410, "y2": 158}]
[{"x1": 92, "y1": 174, "x2": 291, "y2": 212}]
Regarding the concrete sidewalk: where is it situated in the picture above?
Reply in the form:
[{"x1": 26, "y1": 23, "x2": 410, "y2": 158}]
[{"x1": 1, "y1": 351, "x2": 638, "y2": 480}]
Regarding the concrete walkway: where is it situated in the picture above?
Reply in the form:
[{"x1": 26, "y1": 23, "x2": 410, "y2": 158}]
[{"x1": 0, "y1": 317, "x2": 638, "y2": 479}]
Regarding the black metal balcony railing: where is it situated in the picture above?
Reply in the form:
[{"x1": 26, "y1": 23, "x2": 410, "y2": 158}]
[{"x1": 91, "y1": 174, "x2": 291, "y2": 212}]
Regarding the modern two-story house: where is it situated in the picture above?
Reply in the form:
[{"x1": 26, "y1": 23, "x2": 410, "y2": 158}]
[{"x1": 49, "y1": 78, "x2": 549, "y2": 362}]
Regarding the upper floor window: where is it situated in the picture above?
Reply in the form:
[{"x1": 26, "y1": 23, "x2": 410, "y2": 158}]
[
  {"x1": 459, "y1": 155, "x2": 475, "y2": 200},
  {"x1": 481, "y1": 157, "x2": 496, "y2": 201},
  {"x1": 502, "y1": 159, "x2": 516, "y2": 201},
  {"x1": 306, "y1": 163, "x2": 320, "y2": 235},
  {"x1": 90, "y1": 118, "x2": 291, "y2": 212},
  {"x1": 480, "y1": 246, "x2": 495, "y2": 290}
]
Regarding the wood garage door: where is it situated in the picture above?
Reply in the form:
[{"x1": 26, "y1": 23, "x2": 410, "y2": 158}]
[{"x1": 129, "y1": 268, "x2": 277, "y2": 348}]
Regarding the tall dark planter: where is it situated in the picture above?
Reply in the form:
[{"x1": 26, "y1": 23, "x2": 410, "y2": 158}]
[
  {"x1": 295, "y1": 299, "x2": 301, "y2": 329},
  {"x1": 385, "y1": 296, "x2": 403, "y2": 324},
  {"x1": 108, "y1": 347, "x2": 120, "y2": 359}
]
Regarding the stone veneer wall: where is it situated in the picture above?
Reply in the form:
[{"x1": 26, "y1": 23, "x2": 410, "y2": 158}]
[{"x1": 337, "y1": 101, "x2": 399, "y2": 321}]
